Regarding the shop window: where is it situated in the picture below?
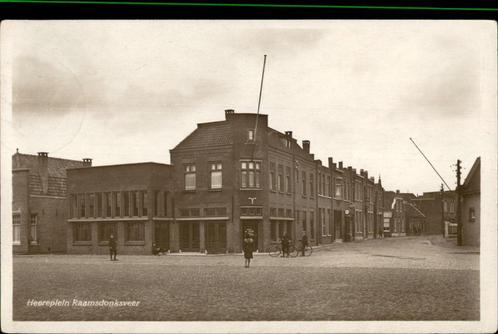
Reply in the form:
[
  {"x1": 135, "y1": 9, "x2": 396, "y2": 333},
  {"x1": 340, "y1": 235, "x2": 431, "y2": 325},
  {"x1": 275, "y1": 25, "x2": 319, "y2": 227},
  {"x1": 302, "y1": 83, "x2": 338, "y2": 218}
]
[
  {"x1": 98, "y1": 223, "x2": 116, "y2": 242},
  {"x1": 73, "y1": 222, "x2": 91, "y2": 242},
  {"x1": 125, "y1": 222, "x2": 145, "y2": 242}
]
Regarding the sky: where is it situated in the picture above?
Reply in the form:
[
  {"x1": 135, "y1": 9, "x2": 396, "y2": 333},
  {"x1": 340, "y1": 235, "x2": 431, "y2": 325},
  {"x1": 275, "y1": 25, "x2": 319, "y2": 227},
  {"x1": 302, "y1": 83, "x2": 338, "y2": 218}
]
[{"x1": 3, "y1": 20, "x2": 496, "y2": 195}]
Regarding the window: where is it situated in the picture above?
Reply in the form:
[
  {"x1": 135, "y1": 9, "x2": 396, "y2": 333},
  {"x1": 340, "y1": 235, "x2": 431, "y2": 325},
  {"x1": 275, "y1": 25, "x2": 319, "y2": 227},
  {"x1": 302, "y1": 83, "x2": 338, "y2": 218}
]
[
  {"x1": 302, "y1": 210, "x2": 307, "y2": 232},
  {"x1": 469, "y1": 207, "x2": 476, "y2": 222},
  {"x1": 210, "y1": 162, "x2": 223, "y2": 189},
  {"x1": 269, "y1": 162, "x2": 276, "y2": 191},
  {"x1": 285, "y1": 167, "x2": 291, "y2": 193},
  {"x1": 248, "y1": 129, "x2": 254, "y2": 141},
  {"x1": 335, "y1": 178, "x2": 343, "y2": 198},
  {"x1": 240, "y1": 207, "x2": 263, "y2": 216},
  {"x1": 204, "y1": 207, "x2": 227, "y2": 217},
  {"x1": 88, "y1": 193, "x2": 95, "y2": 218},
  {"x1": 163, "y1": 191, "x2": 168, "y2": 216},
  {"x1": 154, "y1": 190, "x2": 159, "y2": 216},
  {"x1": 73, "y1": 222, "x2": 91, "y2": 242},
  {"x1": 326, "y1": 176, "x2": 331, "y2": 197},
  {"x1": 450, "y1": 201, "x2": 455, "y2": 213},
  {"x1": 278, "y1": 208, "x2": 285, "y2": 218},
  {"x1": 286, "y1": 209, "x2": 293, "y2": 218},
  {"x1": 123, "y1": 192, "x2": 129, "y2": 216},
  {"x1": 97, "y1": 193, "x2": 102, "y2": 217},
  {"x1": 79, "y1": 194, "x2": 85, "y2": 218},
  {"x1": 241, "y1": 160, "x2": 261, "y2": 188},
  {"x1": 105, "y1": 192, "x2": 112, "y2": 217},
  {"x1": 180, "y1": 208, "x2": 201, "y2": 217},
  {"x1": 29, "y1": 214, "x2": 37, "y2": 244},
  {"x1": 13, "y1": 214, "x2": 21, "y2": 245},
  {"x1": 184, "y1": 164, "x2": 196, "y2": 191},
  {"x1": 302, "y1": 172, "x2": 307, "y2": 196},
  {"x1": 270, "y1": 207, "x2": 277, "y2": 217},
  {"x1": 354, "y1": 182, "x2": 362, "y2": 201},
  {"x1": 114, "y1": 192, "x2": 121, "y2": 217},
  {"x1": 310, "y1": 173, "x2": 314, "y2": 198},
  {"x1": 318, "y1": 173, "x2": 322, "y2": 195},
  {"x1": 310, "y1": 210, "x2": 315, "y2": 239},
  {"x1": 98, "y1": 223, "x2": 116, "y2": 242},
  {"x1": 125, "y1": 222, "x2": 145, "y2": 242},
  {"x1": 277, "y1": 165, "x2": 284, "y2": 192},
  {"x1": 321, "y1": 209, "x2": 326, "y2": 236},
  {"x1": 131, "y1": 191, "x2": 139, "y2": 216},
  {"x1": 142, "y1": 191, "x2": 148, "y2": 216}
]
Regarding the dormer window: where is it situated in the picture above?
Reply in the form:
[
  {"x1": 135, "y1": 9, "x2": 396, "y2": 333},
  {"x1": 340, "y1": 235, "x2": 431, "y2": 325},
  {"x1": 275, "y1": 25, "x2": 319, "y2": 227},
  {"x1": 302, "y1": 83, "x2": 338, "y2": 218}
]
[{"x1": 248, "y1": 129, "x2": 254, "y2": 141}]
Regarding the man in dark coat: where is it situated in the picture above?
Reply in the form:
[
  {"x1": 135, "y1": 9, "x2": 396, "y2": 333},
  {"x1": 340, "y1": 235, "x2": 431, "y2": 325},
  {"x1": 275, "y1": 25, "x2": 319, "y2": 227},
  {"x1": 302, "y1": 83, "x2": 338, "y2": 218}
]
[
  {"x1": 281, "y1": 233, "x2": 290, "y2": 258},
  {"x1": 300, "y1": 231, "x2": 308, "y2": 256},
  {"x1": 109, "y1": 234, "x2": 117, "y2": 261}
]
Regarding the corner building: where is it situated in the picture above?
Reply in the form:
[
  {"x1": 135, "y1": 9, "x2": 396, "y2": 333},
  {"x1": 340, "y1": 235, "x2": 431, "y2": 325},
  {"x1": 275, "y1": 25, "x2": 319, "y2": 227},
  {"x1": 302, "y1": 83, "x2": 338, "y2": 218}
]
[{"x1": 170, "y1": 110, "x2": 385, "y2": 253}]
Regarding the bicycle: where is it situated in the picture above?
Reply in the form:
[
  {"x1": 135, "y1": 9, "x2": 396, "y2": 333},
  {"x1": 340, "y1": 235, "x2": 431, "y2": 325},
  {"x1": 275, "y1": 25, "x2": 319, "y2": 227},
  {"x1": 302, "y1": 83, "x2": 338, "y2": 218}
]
[
  {"x1": 294, "y1": 243, "x2": 313, "y2": 257},
  {"x1": 267, "y1": 243, "x2": 297, "y2": 257}
]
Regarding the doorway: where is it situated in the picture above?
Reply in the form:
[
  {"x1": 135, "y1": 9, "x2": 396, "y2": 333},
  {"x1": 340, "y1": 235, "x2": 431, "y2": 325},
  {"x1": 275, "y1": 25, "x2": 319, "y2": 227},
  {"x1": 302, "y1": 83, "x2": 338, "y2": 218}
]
[
  {"x1": 205, "y1": 222, "x2": 227, "y2": 254},
  {"x1": 179, "y1": 222, "x2": 200, "y2": 251},
  {"x1": 241, "y1": 220, "x2": 260, "y2": 252},
  {"x1": 154, "y1": 222, "x2": 170, "y2": 251}
]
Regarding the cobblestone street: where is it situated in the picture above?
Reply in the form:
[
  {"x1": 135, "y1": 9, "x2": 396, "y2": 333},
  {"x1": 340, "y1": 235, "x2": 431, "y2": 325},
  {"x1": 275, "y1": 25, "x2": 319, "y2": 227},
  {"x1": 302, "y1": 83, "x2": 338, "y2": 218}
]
[{"x1": 13, "y1": 236, "x2": 479, "y2": 321}]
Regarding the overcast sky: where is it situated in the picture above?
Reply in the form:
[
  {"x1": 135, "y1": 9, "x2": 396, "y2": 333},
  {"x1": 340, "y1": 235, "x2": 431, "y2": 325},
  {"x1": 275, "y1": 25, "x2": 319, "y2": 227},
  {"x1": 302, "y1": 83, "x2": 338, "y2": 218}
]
[{"x1": 4, "y1": 20, "x2": 496, "y2": 195}]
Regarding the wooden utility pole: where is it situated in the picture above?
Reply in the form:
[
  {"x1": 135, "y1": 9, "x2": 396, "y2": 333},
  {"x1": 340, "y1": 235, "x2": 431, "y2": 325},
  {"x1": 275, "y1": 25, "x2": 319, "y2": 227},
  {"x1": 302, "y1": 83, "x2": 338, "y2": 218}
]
[
  {"x1": 440, "y1": 183, "x2": 445, "y2": 236},
  {"x1": 456, "y1": 159, "x2": 463, "y2": 246}
]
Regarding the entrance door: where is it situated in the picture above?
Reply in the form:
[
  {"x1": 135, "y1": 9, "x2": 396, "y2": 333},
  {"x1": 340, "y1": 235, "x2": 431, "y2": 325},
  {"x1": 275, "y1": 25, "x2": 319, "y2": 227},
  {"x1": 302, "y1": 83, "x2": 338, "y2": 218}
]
[
  {"x1": 154, "y1": 222, "x2": 170, "y2": 251},
  {"x1": 180, "y1": 222, "x2": 200, "y2": 251},
  {"x1": 334, "y1": 210, "x2": 343, "y2": 240},
  {"x1": 241, "y1": 220, "x2": 259, "y2": 251},
  {"x1": 205, "y1": 222, "x2": 227, "y2": 254}
]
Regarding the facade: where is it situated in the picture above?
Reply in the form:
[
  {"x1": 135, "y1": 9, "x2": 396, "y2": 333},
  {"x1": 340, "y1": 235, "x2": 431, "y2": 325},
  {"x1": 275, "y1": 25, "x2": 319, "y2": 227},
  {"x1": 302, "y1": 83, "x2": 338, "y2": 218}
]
[
  {"x1": 411, "y1": 190, "x2": 456, "y2": 235},
  {"x1": 460, "y1": 157, "x2": 480, "y2": 247},
  {"x1": 383, "y1": 190, "x2": 407, "y2": 237},
  {"x1": 170, "y1": 109, "x2": 385, "y2": 253},
  {"x1": 66, "y1": 163, "x2": 173, "y2": 254},
  {"x1": 14, "y1": 110, "x2": 394, "y2": 255},
  {"x1": 12, "y1": 151, "x2": 89, "y2": 254}
]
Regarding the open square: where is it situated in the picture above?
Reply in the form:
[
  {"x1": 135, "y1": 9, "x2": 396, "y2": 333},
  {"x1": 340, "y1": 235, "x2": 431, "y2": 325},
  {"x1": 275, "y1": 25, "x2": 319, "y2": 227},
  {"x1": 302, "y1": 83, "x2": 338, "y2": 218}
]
[{"x1": 13, "y1": 237, "x2": 479, "y2": 321}]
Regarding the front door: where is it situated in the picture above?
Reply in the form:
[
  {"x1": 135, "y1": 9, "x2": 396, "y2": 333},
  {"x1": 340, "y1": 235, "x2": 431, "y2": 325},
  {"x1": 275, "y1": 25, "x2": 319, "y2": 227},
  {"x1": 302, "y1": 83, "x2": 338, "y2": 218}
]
[
  {"x1": 241, "y1": 220, "x2": 259, "y2": 251},
  {"x1": 180, "y1": 222, "x2": 200, "y2": 252},
  {"x1": 334, "y1": 210, "x2": 343, "y2": 240},
  {"x1": 205, "y1": 222, "x2": 227, "y2": 254},
  {"x1": 154, "y1": 222, "x2": 170, "y2": 251}
]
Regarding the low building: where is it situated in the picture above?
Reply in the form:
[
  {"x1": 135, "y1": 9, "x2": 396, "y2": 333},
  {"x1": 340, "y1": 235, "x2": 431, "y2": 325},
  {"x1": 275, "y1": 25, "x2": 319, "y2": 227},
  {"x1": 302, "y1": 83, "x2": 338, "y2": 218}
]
[
  {"x1": 460, "y1": 157, "x2": 480, "y2": 247},
  {"x1": 383, "y1": 190, "x2": 406, "y2": 237},
  {"x1": 411, "y1": 190, "x2": 456, "y2": 235},
  {"x1": 66, "y1": 163, "x2": 173, "y2": 255},
  {"x1": 12, "y1": 151, "x2": 89, "y2": 254}
]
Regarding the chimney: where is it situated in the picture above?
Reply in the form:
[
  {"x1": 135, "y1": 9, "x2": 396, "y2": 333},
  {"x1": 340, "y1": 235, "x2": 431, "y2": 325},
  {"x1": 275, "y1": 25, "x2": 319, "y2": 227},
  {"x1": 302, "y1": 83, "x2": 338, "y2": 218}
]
[
  {"x1": 37, "y1": 152, "x2": 49, "y2": 194},
  {"x1": 360, "y1": 169, "x2": 364, "y2": 175},
  {"x1": 364, "y1": 170, "x2": 368, "y2": 179},
  {"x1": 339, "y1": 161, "x2": 343, "y2": 169},
  {"x1": 369, "y1": 177, "x2": 374, "y2": 182},
  {"x1": 302, "y1": 140, "x2": 310, "y2": 153},
  {"x1": 225, "y1": 109, "x2": 235, "y2": 120},
  {"x1": 82, "y1": 158, "x2": 92, "y2": 167},
  {"x1": 328, "y1": 157, "x2": 333, "y2": 168},
  {"x1": 285, "y1": 131, "x2": 293, "y2": 138},
  {"x1": 396, "y1": 189, "x2": 400, "y2": 194}
]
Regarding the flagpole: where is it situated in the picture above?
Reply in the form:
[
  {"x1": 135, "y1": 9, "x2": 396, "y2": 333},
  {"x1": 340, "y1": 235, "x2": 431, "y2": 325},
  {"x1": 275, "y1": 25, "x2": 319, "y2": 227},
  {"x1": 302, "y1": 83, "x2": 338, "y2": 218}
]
[{"x1": 253, "y1": 55, "x2": 267, "y2": 141}]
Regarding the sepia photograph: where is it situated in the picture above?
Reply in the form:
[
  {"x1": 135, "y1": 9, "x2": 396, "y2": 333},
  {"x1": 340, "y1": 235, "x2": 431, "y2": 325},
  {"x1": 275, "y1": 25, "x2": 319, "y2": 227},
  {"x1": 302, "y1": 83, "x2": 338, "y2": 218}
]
[{"x1": 1, "y1": 20, "x2": 496, "y2": 333}]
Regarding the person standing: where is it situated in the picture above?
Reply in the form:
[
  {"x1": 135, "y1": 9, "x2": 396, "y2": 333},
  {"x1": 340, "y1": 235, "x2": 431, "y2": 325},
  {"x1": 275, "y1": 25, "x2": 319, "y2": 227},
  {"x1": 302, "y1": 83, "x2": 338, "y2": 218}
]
[
  {"x1": 300, "y1": 231, "x2": 308, "y2": 257},
  {"x1": 243, "y1": 230, "x2": 254, "y2": 268},
  {"x1": 109, "y1": 234, "x2": 117, "y2": 261},
  {"x1": 281, "y1": 233, "x2": 290, "y2": 258}
]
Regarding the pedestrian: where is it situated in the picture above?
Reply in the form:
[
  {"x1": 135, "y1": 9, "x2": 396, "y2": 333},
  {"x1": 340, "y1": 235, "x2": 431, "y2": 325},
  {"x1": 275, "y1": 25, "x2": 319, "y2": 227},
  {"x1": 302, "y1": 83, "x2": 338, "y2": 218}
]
[
  {"x1": 243, "y1": 230, "x2": 254, "y2": 268},
  {"x1": 300, "y1": 231, "x2": 308, "y2": 256},
  {"x1": 281, "y1": 233, "x2": 290, "y2": 258},
  {"x1": 152, "y1": 243, "x2": 161, "y2": 256},
  {"x1": 109, "y1": 234, "x2": 117, "y2": 261}
]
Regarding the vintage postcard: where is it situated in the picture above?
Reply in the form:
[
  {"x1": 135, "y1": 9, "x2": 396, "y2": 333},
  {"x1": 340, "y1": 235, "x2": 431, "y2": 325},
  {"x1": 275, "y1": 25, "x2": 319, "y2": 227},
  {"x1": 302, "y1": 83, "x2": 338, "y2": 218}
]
[{"x1": 1, "y1": 20, "x2": 497, "y2": 333}]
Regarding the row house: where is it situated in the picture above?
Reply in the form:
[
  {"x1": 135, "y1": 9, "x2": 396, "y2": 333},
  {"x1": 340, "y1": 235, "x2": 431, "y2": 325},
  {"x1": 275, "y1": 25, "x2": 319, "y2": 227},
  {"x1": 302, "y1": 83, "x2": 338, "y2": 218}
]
[{"x1": 12, "y1": 151, "x2": 89, "y2": 254}]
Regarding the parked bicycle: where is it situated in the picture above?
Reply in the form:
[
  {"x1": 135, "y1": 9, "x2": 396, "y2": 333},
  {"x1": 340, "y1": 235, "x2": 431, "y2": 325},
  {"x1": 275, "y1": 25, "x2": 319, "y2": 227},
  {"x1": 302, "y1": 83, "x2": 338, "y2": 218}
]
[{"x1": 267, "y1": 242, "x2": 312, "y2": 257}]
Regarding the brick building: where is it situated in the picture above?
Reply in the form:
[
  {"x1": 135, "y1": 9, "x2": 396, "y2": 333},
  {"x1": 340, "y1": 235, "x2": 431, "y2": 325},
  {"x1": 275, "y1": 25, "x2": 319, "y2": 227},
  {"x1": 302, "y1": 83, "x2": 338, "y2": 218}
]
[
  {"x1": 12, "y1": 151, "x2": 89, "y2": 254},
  {"x1": 460, "y1": 157, "x2": 480, "y2": 246},
  {"x1": 170, "y1": 109, "x2": 385, "y2": 253},
  {"x1": 66, "y1": 163, "x2": 173, "y2": 254},
  {"x1": 411, "y1": 190, "x2": 456, "y2": 235},
  {"x1": 383, "y1": 190, "x2": 407, "y2": 237}
]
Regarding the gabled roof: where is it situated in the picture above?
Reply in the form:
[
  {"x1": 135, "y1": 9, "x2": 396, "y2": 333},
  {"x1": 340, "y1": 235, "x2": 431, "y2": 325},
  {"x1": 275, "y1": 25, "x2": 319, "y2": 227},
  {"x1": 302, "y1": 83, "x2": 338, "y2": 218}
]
[
  {"x1": 172, "y1": 121, "x2": 233, "y2": 150},
  {"x1": 462, "y1": 157, "x2": 480, "y2": 193},
  {"x1": 12, "y1": 153, "x2": 86, "y2": 177}
]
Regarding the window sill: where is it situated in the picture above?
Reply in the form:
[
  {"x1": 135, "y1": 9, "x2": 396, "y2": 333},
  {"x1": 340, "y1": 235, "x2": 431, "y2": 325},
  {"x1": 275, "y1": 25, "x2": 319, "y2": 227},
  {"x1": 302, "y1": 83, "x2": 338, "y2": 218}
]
[
  {"x1": 208, "y1": 188, "x2": 222, "y2": 192},
  {"x1": 13, "y1": 242, "x2": 21, "y2": 246},
  {"x1": 240, "y1": 188, "x2": 262, "y2": 191},
  {"x1": 183, "y1": 190, "x2": 196, "y2": 194}
]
